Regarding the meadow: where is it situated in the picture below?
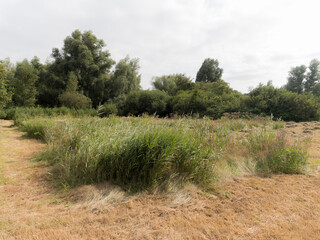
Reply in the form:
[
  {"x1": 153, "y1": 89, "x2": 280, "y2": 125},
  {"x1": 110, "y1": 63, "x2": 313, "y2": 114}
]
[{"x1": 4, "y1": 107, "x2": 308, "y2": 192}]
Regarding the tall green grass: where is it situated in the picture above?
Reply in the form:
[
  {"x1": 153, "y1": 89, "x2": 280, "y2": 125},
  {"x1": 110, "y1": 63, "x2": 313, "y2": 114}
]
[
  {"x1": 27, "y1": 117, "x2": 221, "y2": 191},
  {"x1": 19, "y1": 115, "x2": 307, "y2": 192},
  {"x1": 245, "y1": 128, "x2": 306, "y2": 174}
]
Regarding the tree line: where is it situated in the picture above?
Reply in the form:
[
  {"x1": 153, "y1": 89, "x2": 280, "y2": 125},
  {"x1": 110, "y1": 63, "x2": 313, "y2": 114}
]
[{"x1": 1, "y1": 29, "x2": 320, "y2": 121}]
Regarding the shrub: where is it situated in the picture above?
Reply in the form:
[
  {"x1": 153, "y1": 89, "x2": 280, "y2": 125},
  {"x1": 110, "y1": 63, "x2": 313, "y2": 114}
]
[
  {"x1": 58, "y1": 92, "x2": 92, "y2": 109},
  {"x1": 246, "y1": 84, "x2": 320, "y2": 121},
  {"x1": 124, "y1": 90, "x2": 170, "y2": 116},
  {"x1": 172, "y1": 81, "x2": 244, "y2": 119}
]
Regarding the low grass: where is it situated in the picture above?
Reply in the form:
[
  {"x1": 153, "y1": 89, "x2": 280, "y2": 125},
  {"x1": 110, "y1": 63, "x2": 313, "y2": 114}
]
[
  {"x1": 18, "y1": 115, "x2": 307, "y2": 192},
  {"x1": 0, "y1": 133, "x2": 7, "y2": 184}
]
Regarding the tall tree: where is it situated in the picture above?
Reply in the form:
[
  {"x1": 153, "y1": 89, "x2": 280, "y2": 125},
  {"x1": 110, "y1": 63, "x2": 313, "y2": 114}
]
[
  {"x1": 13, "y1": 60, "x2": 38, "y2": 107},
  {"x1": 305, "y1": 59, "x2": 320, "y2": 93},
  {"x1": 49, "y1": 29, "x2": 115, "y2": 105},
  {"x1": 285, "y1": 65, "x2": 307, "y2": 94},
  {"x1": 196, "y1": 58, "x2": 223, "y2": 83},
  {"x1": 109, "y1": 56, "x2": 141, "y2": 99},
  {"x1": 0, "y1": 61, "x2": 12, "y2": 109}
]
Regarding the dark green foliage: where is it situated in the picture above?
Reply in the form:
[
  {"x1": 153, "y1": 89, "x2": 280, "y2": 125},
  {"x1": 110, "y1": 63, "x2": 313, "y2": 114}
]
[
  {"x1": 172, "y1": 89, "x2": 207, "y2": 115},
  {"x1": 196, "y1": 58, "x2": 223, "y2": 83},
  {"x1": 47, "y1": 30, "x2": 115, "y2": 106},
  {"x1": 172, "y1": 81, "x2": 243, "y2": 119},
  {"x1": 285, "y1": 65, "x2": 307, "y2": 93},
  {"x1": 13, "y1": 60, "x2": 38, "y2": 107},
  {"x1": 0, "y1": 61, "x2": 12, "y2": 110},
  {"x1": 124, "y1": 90, "x2": 170, "y2": 116},
  {"x1": 246, "y1": 83, "x2": 320, "y2": 121},
  {"x1": 58, "y1": 71, "x2": 92, "y2": 109},
  {"x1": 108, "y1": 56, "x2": 141, "y2": 99},
  {"x1": 312, "y1": 83, "x2": 320, "y2": 96},
  {"x1": 36, "y1": 68, "x2": 64, "y2": 107},
  {"x1": 65, "y1": 72, "x2": 78, "y2": 92},
  {"x1": 152, "y1": 74, "x2": 194, "y2": 96},
  {"x1": 305, "y1": 59, "x2": 320, "y2": 93},
  {"x1": 4, "y1": 30, "x2": 320, "y2": 122},
  {"x1": 58, "y1": 92, "x2": 92, "y2": 109}
]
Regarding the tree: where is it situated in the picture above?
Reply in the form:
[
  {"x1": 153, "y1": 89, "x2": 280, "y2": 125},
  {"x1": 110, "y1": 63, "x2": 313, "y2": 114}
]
[
  {"x1": 65, "y1": 71, "x2": 78, "y2": 92},
  {"x1": 109, "y1": 56, "x2": 141, "y2": 99},
  {"x1": 196, "y1": 58, "x2": 223, "y2": 83},
  {"x1": 246, "y1": 83, "x2": 320, "y2": 121},
  {"x1": 13, "y1": 60, "x2": 38, "y2": 107},
  {"x1": 285, "y1": 65, "x2": 307, "y2": 94},
  {"x1": 152, "y1": 74, "x2": 194, "y2": 96},
  {"x1": 305, "y1": 59, "x2": 320, "y2": 93},
  {"x1": 58, "y1": 71, "x2": 92, "y2": 109},
  {"x1": 49, "y1": 29, "x2": 115, "y2": 105},
  {"x1": 0, "y1": 61, "x2": 12, "y2": 109}
]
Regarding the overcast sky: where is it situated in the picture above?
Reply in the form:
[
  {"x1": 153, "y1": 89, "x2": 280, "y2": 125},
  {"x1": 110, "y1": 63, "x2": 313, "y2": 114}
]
[{"x1": 1, "y1": 0, "x2": 320, "y2": 92}]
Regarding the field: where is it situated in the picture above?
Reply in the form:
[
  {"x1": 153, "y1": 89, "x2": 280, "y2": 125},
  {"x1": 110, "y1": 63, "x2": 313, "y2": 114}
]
[{"x1": 0, "y1": 114, "x2": 320, "y2": 239}]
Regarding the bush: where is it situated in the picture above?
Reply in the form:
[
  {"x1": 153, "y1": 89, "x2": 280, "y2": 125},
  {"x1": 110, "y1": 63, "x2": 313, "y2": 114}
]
[
  {"x1": 172, "y1": 81, "x2": 244, "y2": 119},
  {"x1": 98, "y1": 103, "x2": 118, "y2": 117},
  {"x1": 246, "y1": 84, "x2": 320, "y2": 121},
  {"x1": 124, "y1": 90, "x2": 170, "y2": 116},
  {"x1": 0, "y1": 110, "x2": 6, "y2": 119},
  {"x1": 58, "y1": 92, "x2": 92, "y2": 109}
]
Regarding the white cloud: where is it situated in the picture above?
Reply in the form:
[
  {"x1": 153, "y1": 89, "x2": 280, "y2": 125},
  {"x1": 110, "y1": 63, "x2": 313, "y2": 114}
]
[{"x1": 1, "y1": 0, "x2": 320, "y2": 92}]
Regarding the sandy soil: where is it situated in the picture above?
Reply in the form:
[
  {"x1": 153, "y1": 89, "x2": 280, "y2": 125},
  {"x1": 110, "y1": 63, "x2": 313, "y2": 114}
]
[{"x1": 0, "y1": 120, "x2": 320, "y2": 240}]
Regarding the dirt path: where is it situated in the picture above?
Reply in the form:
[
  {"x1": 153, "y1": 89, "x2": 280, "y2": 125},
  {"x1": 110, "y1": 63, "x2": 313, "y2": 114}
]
[{"x1": 0, "y1": 120, "x2": 320, "y2": 240}]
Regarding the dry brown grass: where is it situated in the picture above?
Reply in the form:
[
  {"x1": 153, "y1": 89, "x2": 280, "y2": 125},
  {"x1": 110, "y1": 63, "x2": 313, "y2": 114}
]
[{"x1": 0, "y1": 120, "x2": 320, "y2": 239}]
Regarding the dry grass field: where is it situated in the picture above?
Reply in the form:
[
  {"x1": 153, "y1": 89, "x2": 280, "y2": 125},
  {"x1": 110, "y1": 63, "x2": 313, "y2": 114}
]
[{"x1": 0, "y1": 119, "x2": 320, "y2": 240}]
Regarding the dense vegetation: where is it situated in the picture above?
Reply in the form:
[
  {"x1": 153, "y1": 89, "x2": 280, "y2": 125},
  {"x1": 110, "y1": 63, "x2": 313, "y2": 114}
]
[
  {"x1": 13, "y1": 114, "x2": 306, "y2": 192},
  {"x1": 1, "y1": 29, "x2": 320, "y2": 121}
]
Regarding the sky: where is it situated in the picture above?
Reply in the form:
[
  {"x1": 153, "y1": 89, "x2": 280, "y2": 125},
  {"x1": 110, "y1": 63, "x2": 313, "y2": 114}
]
[{"x1": 1, "y1": 0, "x2": 320, "y2": 93}]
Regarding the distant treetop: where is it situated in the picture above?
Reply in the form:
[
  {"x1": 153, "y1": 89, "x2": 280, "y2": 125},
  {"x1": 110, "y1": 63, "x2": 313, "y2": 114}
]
[{"x1": 196, "y1": 58, "x2": 223, "y2": 83}]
